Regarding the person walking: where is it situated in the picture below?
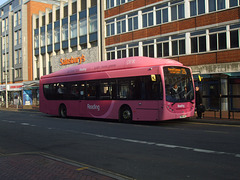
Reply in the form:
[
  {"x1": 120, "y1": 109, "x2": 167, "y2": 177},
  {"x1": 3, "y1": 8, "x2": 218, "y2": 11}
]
[{"x1": 195, "y1": 86, "x2": 203, "y2": 119}]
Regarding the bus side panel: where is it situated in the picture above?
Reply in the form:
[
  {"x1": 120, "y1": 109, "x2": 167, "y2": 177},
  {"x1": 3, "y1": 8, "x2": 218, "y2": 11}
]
[
  {"x1": 133, "y1": 101, "x2": 161, "y2": 121},
  {"x1": 79, "y1": 100, "x2": 117, "y2": 119}
]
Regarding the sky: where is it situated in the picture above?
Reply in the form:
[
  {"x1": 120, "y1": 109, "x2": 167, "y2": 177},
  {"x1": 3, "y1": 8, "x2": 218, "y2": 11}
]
[{"x1": 0, "y1": 0, "x2": 9, "y2": 6}]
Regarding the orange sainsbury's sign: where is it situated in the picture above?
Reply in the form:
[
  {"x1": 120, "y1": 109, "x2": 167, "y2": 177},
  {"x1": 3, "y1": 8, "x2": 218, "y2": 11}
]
[{"x1": 60, "y1": 54, "x2": 86, "y2": 66}]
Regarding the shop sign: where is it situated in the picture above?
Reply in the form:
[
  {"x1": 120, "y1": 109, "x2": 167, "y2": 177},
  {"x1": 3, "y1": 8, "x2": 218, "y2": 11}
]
[
  {"x1": 0, "y1": 85, "x2": 5, "y2": 91},
  {"x1": 60, "y1": 54, "x2": 86, "y2": 66}
]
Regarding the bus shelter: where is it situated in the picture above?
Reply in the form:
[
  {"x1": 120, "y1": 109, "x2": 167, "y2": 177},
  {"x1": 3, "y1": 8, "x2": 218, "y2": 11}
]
[{"x1": 194, "y1": 72, "x2": 240, "y2": 119}]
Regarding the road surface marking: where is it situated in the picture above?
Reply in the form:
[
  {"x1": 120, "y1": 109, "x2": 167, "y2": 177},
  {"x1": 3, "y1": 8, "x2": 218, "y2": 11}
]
[
  {"x1": 190, "y1": 122, "x2": 240, "y2": 128},
  {"x1": 82, "y1": 132, "x2": 240, "y2": 158},
  {"x1": 76, "y1": 167, "x2": 89, "y2": 171}
]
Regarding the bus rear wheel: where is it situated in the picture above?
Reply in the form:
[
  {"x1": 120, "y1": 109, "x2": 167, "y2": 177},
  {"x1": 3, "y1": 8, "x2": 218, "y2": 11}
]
[
  {"x1": 59, "y1": 104, "x2": 67, "y2": 118},
  {"x1": 119, "y1": 106, "x2": 132, "y2": 123}
]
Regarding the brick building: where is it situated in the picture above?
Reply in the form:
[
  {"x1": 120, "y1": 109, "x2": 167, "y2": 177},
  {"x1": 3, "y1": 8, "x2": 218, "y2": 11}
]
[{"x1": 104, "y1": 0, "x2": 240, "y2": 118}]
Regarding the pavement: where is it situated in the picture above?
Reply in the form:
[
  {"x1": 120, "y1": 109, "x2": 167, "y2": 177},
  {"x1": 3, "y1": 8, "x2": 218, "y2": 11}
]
[
  {"x1": 0, "y1": 107, "x2": 240, "y2": 180},
  {"x1": 0, "y1": 152, "x2": 132, "y2": 180}
]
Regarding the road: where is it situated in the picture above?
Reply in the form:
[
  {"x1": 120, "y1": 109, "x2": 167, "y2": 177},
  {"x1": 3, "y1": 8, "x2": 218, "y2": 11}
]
[{"x1": 0, "y1": 110, "x2": 240, "y2": 180}]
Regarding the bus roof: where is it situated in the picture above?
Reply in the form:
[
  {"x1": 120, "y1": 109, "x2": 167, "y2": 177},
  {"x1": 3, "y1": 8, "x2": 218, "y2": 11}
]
[{"x1": 41, "y1": 56, "x2": 183, "y2": 79}]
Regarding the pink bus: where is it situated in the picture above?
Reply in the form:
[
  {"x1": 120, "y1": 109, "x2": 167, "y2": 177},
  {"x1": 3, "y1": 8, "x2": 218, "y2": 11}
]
[{"x1": 40, "y1": 57, "x2": 195, "y2": 122}]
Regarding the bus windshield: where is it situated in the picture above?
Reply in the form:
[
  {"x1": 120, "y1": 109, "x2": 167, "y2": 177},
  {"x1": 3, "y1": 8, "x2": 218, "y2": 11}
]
[{"x1": 164, "y1": 66, "x2": 194, "y2": 103}]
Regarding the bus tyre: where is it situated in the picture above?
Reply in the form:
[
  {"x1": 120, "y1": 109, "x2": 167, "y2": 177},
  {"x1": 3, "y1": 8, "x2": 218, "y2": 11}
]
[
  {"x1": 59, "y1": 104, "x2": 67, "y2": 118},
  {"x1": 119, "y1": 106, "x2": 132, "y2": 123}
]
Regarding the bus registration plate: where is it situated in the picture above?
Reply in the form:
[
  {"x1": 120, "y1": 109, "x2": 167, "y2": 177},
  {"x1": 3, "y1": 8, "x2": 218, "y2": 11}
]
[{"x1": 180, "y1": 115, "x2": 187, "y2": 118}]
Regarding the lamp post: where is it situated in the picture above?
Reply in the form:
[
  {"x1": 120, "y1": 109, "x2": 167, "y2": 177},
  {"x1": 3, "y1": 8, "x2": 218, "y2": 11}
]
[{"x1": 3, "y1": 24, "x2": 8, "y2": 108}]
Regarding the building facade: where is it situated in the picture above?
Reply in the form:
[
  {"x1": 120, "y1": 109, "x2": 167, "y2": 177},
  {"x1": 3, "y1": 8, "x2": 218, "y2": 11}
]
[
  {"x1": 0, "y1": 0, "x2": 53, "y2": 108},
  {"x1": 104, "y1": 0, "x2": 240, "y2": 118},
  {"x1": 1, "y1": 0, "x2": 240, "y2": 118},
  {"x1": 32, "y1": 0, "x2": 104, "y2": 78}
]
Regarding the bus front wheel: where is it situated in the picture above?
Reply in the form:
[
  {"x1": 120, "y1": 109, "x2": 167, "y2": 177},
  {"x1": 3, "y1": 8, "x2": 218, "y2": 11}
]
[
  {"x1": 119, "y1": 106, "x2": 132, "y2": 123},
  {"x1": 59, "y1": 104, "x2": 67, "y2": 118}
]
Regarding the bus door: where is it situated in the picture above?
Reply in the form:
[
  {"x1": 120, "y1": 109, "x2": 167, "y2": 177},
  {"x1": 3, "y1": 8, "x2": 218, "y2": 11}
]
[
  {"x1": 78, "y1": 82, "x2": 86, "y2": 116},
  {"x1": 135, "y1": 75, "x2": 163, "y2": 121}
]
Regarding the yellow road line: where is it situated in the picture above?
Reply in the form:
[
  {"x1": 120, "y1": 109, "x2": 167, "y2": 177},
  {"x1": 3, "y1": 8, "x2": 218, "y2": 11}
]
[
  {"x1": 190, "y1": 122, "x2": 240, "y2": 128},
  {"x1": 76, "y1": 167, "x2": 89, "y2": 171}
]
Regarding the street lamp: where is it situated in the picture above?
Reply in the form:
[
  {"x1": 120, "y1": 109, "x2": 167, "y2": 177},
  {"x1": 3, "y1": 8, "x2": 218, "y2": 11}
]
[{"x1": 2, "y1": 23, "x2": 8, "y2": 108}]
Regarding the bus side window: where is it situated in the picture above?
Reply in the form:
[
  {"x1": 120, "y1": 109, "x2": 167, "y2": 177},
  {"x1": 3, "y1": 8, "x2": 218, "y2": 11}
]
[
  {"x1": 86, "y1": 81, "x2": 99, "y2": 100},
  {"x1": 69, "y1": 82, "x2": 80, "y2": 100},
  {"x1": 79, "y1": 83, "x2": 85, "y2": 100},
  {"x1": 100, "y1": 81, "x2": 113, "y2": 100}
]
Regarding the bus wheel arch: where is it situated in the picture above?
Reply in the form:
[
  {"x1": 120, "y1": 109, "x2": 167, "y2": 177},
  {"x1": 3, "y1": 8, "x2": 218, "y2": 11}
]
[
  {"x1": 59, "y1": 103, "x2": 67, "y2": 118},
  {"x1": 119, "y1": 105, "x2": 132, "y2": 123}
]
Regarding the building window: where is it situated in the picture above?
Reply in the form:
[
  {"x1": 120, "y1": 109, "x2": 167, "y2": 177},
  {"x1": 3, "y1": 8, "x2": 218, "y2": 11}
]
[
  {"x1": 156, "y1": 3, "x2": 168, "y2": 25},
  {"x1": 209, "y1": 27, "x2": 227, "y2": 51},
  {"x1": 15, "y1": 31, "x2": 18, "y2": 45},
  {"x1": 171, "y1": 34, "x2": 185, "y2": 56},
  {"x1": 171, "y1": 0, "x2": 185, "y2": 21},
  {"x1": 14, "y1": 30, "x2": 22, "y2": 46},
  {"x1": 2, "y1": 19, "x2": 5, "y2": 32},
  {"x1": 34, "y1": 34, "x2": 39, "y2": 48},
  {"x1": 106, "y1": 19, "x2": 115, "y2": 36},
  {"x1": 230, "y1": 23, "x2": 240, "y2": 48},
  {"x1": 230, "y1": 0, "x2": 239, "y2": 7},
  {"x1": 117, "y1": 16, "x2": 126, "y2": 34},
  {"x1": 72, "y1": 1, "x2": 77, "y2": 14},
  {"x1": 209, "y1": 0, "x2": 226, "y2": 12},
  {"x1": 41, "y1": 31, "x2": 45, "y2": 46},
  {"x1": 106, "y1": 47, "x2": 115, "y2": 60},
  {"x1": 128, "y1": 12, "x2": 138, "y2": 31},
  {"x1": 89, "y1": 14, "x2": 97, "y2": 33},
  {"x1": 14, "y1": 12, "x2": 18, "y2": 27},
  {"x1": 19, "y1": 30, "x2": 22, "y2": 44},
  {"x1": 18, "y1": 11, "x2": 21, "y2": 25},
  {"x1": 6, "y1": 18, "x2": 8, "y2": 31},
  {"x1": 117, "y1": 45, "x2": 127, "y2": 59},
  {"x1": 19, "y1": 50, "x2": 22, "y2": 64},
  {"x1": 70, "y1": 21, "x2": 77, "y2": 38},
  {"x1": 47, "y1": 29, "x2": 52, "y2": 45},
  {"x1": 15, "y1": 50, "x2": 19, "y2": 64},
  {"x1": 142, "y1": 7, "x2": 153, "y2": 28},
  {"x1": 128, "y1": 43, "x2": 139, "y2": 57},
  {"x1": 62, "y1": 24, "x2": 68, "y2": 41},
  {"x1": 15, "y1": 69, "x2": 22, "y2": 78},
  {"x1": 143, "y1": 40, "x2": 154, "y2": 57},
  {"x1": 190, "y1": 0, "x2": 205, "y2": 16},
  {"x1": 80, "y1": 18, "x2": 87, "y2": 36},
  {"x1": 157, "y1": 37, "x2": 169, "y2": 57},
  {"x1": 54, "y1": 27, "x2": 60, "y2": 43},
  {"x1": 191, "y1": 30, "x2": 206, "y2": 53},
  {"x1": 106, "y1": 0, "x2": 114, "y2": 9}
]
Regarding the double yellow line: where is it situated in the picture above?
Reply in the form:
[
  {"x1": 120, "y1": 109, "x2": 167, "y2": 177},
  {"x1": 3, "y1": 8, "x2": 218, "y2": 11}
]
[{"x1": 190, "y1": 122, "x2": 240, "y2": 128}]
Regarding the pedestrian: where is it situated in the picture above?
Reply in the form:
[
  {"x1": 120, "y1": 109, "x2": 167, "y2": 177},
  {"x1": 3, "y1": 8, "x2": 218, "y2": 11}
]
[{"x1": 195, "y1": 86, "x2": 203, "y2": 119}]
